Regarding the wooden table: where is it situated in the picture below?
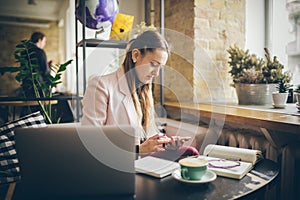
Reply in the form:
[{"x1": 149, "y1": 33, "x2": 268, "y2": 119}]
[
  {"x1": 135, "y1": 159, "x2": 278, "y2": 200},
  {"x1": 0, "y1": 159, "x2": 278, "y2": 200},
  {"x1": 164, "y1": 102, "x2": 300, "y2": 199},
  {"x1": 0, "y1": 100, "x2": 58, "y2": 121},
  {"x1": 0, "y1": 95, "x2": 83, "y2": 123}
]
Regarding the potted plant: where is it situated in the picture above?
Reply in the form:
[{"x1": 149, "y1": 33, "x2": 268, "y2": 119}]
[
  {"x1": 272, "y1": 78, "x2": 291, "y2": 108},
  {"x1": 0, "y1": 40, "x2": 72, "y2": 123},
  {"x1": 227, "y1": 45, "x2": 291, "y2": 105}
]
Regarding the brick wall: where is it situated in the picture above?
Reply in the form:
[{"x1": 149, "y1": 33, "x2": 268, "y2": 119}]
[
  {"x1": 0, "y1": 21, "x2": 61, "y2": 95},
  {"x1": 194, "y1": 0, "x2": 245, "y2": 102},
  {"x1": 151, "y1": 0, "x2": 245, "y2": 103}
]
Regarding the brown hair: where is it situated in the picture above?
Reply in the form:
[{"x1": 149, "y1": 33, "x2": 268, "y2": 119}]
[{"x1": 122, "y1": 31, "x2": 169, "y2": 135}]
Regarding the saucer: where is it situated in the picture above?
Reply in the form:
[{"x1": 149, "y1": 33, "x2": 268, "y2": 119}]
[
  {"x1": 172, "y1": 169, "x2": 216, "y2": 184},
  {"x1": 273, "y1": 104, "x2": 286, "y2": 108}
]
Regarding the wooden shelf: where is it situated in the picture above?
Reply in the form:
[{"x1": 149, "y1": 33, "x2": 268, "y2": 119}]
[{"x1": 77, "y1": 39, "x2": 127, "y2": 49}]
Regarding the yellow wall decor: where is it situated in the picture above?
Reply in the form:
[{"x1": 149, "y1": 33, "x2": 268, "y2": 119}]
[{"x1": 110, "y1": 13, "x2": 134, "y2": 41}]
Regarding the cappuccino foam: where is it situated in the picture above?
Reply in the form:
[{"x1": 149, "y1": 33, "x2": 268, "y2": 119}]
[{"x1": 179, "y1": 158, "x2": 207, "y2": 167}]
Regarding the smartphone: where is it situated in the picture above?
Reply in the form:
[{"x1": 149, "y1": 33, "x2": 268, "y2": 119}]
[{"x1": 165, "y1": 136, "x2": 192, "y2": 150}]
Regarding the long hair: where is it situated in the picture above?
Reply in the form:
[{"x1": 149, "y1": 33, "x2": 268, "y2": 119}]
[{"x1": 122, "y1": 31, "x2": 169, "y2": 135}]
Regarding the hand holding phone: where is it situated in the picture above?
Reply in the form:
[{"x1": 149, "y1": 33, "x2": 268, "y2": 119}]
[{"x1": 164, "y1": 136, "x2": 191, "y2": 150}]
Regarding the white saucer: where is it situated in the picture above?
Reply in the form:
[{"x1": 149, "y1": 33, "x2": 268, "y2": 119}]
[
  {"x1": 172, "y1": 169, "x2": 216, "y2": 184},
  {"x1": 273, "y1": 104, "x2": 286, "y2": 108}
]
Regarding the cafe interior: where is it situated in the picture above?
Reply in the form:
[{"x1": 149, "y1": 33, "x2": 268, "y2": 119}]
[{"x1": 0, "y1": 0, "x2": 299, "y2": 199}]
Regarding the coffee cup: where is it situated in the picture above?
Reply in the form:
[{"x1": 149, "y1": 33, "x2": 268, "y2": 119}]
[{"x1": 179, "y1": 157, "x2": 208, "y2": 180}]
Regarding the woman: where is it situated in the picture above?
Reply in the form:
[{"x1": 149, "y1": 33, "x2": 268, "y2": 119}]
[{"x1": 81, "y1": 31, "x2": 198, "y2": 159}]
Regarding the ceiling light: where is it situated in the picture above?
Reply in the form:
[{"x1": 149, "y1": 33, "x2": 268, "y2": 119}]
[{"x1": 28, "y1": 0, "x2": 37, "y2": 5}]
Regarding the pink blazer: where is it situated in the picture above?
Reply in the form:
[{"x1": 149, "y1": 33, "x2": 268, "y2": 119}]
[{"x1": 81, "y1": 68, "x2": 158, "y2": 143}]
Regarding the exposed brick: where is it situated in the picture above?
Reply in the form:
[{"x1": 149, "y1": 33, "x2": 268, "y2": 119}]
[
  {"x1": 216, "y1": 51, "x2": 227, "y2": 61},
  {"x1": 194, "y1": 0, "x2": 209, "y2": 7},
  {"x1": 210, "y1": 0, "x2": 225, "y2": 9},
  {"x1": 209, "y1": 40, "x2": 225, "y2": 50},
  {"x1": 194, "y1": 18, "x2": 210, "y2": 29},
  {"x1": 195, "y1": 39, "x2": 209, "y2": 49}
]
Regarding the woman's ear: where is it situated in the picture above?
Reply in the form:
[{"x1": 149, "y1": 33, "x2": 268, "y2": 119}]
[{"x1": 131, "y1": 49, "x2": 140, "y2": 63}]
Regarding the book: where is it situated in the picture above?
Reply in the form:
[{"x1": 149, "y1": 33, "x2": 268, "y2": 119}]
[
  {"x1": 135, "y1": 156, "x2": 180, "y2": 178},
  {"x1": 200, "y1": 144, "x2": 263, "y2": 179}
]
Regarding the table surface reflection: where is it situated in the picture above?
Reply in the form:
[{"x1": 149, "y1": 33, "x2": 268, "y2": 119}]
[{"x1": 0, "y1": 159, "x2": 278, "y2": 200}]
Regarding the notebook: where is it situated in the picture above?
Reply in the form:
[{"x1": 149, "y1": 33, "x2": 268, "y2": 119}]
[
  {"x1": 13, "y1": 125, "x2": 136, "y2": 199},
  {"x1": 201, "y1": 144, "x2": 263, "y2": 179},
  {"x1": 135, "y1": 156, "x2": 179, "y2": 178}
]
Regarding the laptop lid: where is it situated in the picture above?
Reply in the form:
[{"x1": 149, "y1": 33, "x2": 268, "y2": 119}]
[{"x1": 14, "y1": 125, "x2": 135, "y2": 199}]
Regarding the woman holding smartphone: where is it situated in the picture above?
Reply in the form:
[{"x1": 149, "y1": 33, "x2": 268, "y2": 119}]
[{"x1": 81, "y1": 30, "x2": 198, "y2": 160}]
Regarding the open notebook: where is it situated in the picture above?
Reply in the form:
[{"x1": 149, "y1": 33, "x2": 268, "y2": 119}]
[
  {"x1": 135, "y1": 156, "x2": 179, "y2": 178},
  {"x1": 200, "y1": 144, "x2": 263, "y2": 179}
]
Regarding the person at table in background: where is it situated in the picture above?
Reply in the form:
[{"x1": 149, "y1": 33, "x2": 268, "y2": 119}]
[
  {"x1": 19, "y1": 32, "x2": 57, "y2": 116},
  {"x1": 28, "y1": 31, "x2": 51, "y2": 84},
  {"x1": 81, "y1": 30, "x2": 199, "y2": 161}
]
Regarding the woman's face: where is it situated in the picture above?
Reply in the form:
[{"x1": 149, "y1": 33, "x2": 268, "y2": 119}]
[{"x1": 133, "y1": 49, "x2": 168, "y2": 84}]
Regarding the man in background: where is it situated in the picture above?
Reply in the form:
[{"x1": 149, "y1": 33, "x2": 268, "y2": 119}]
[
  {"x1": 29, "y1": 31, "x2": 50, "y2": 84},
  {"x1": 29, "y1": 32, "x2": 73, "y2": 123}
]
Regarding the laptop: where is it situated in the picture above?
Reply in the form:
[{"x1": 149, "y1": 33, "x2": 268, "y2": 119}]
[{"x1": 13, "y1": 125, "x2": 135, "y2": 199}]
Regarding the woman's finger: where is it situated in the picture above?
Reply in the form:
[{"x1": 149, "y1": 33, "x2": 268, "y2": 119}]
[
  {"x1": 155, "y1": 146, "x2": 165, "y2": 152},
  {"x1": 157, "y1": 137, "x2": 171, "y2": 144},
  {"x1": 149, "y1": 134, "x2": 160, "y2": 139}
]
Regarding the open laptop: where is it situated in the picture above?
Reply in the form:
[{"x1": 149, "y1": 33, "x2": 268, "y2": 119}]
[{"x1": 13, "y1": 125, "x2": 135, "y2": 199}]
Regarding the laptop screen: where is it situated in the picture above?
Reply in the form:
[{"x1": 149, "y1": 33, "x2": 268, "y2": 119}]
[{"x1": 14, "y1": 125, "x2": 135, "y2": 199}]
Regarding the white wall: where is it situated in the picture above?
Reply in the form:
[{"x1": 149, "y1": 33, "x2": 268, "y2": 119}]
[
  {"x1": 271, "y1": 0, "x2": 294, "y2": 68},
  {"x1": 64, "y1": 0, "x2": 76, "y2": 93},
  {"x1": 246, "y1": 0, "x2": 294, "y2": 67},
  {"x1": 245, "y1": 0, "x2": 265, "y2": 58}
]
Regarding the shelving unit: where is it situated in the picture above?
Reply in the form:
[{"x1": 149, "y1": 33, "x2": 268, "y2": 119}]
[
  {"x1": 75, "y1": 0, "x2": 127, "y2": 121},
  {"x1": 77, "y1": 39, "x2": 127, "y2": 48},
  {"x1": 74, "y1": 0, "x2": 165, "y2": 121}
]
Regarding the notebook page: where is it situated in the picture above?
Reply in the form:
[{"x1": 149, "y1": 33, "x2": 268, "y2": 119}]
[{"x1": 203, "y1": 144, "x2": 260, "y2": 164}]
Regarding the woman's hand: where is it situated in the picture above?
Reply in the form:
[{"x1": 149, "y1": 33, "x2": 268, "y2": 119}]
[
  {"x1": 139, "y1": 134, "x2": 171, "y2": 153},
  {"x1": 164, "y1": 136, "x2": 191, "y2": 150}
]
